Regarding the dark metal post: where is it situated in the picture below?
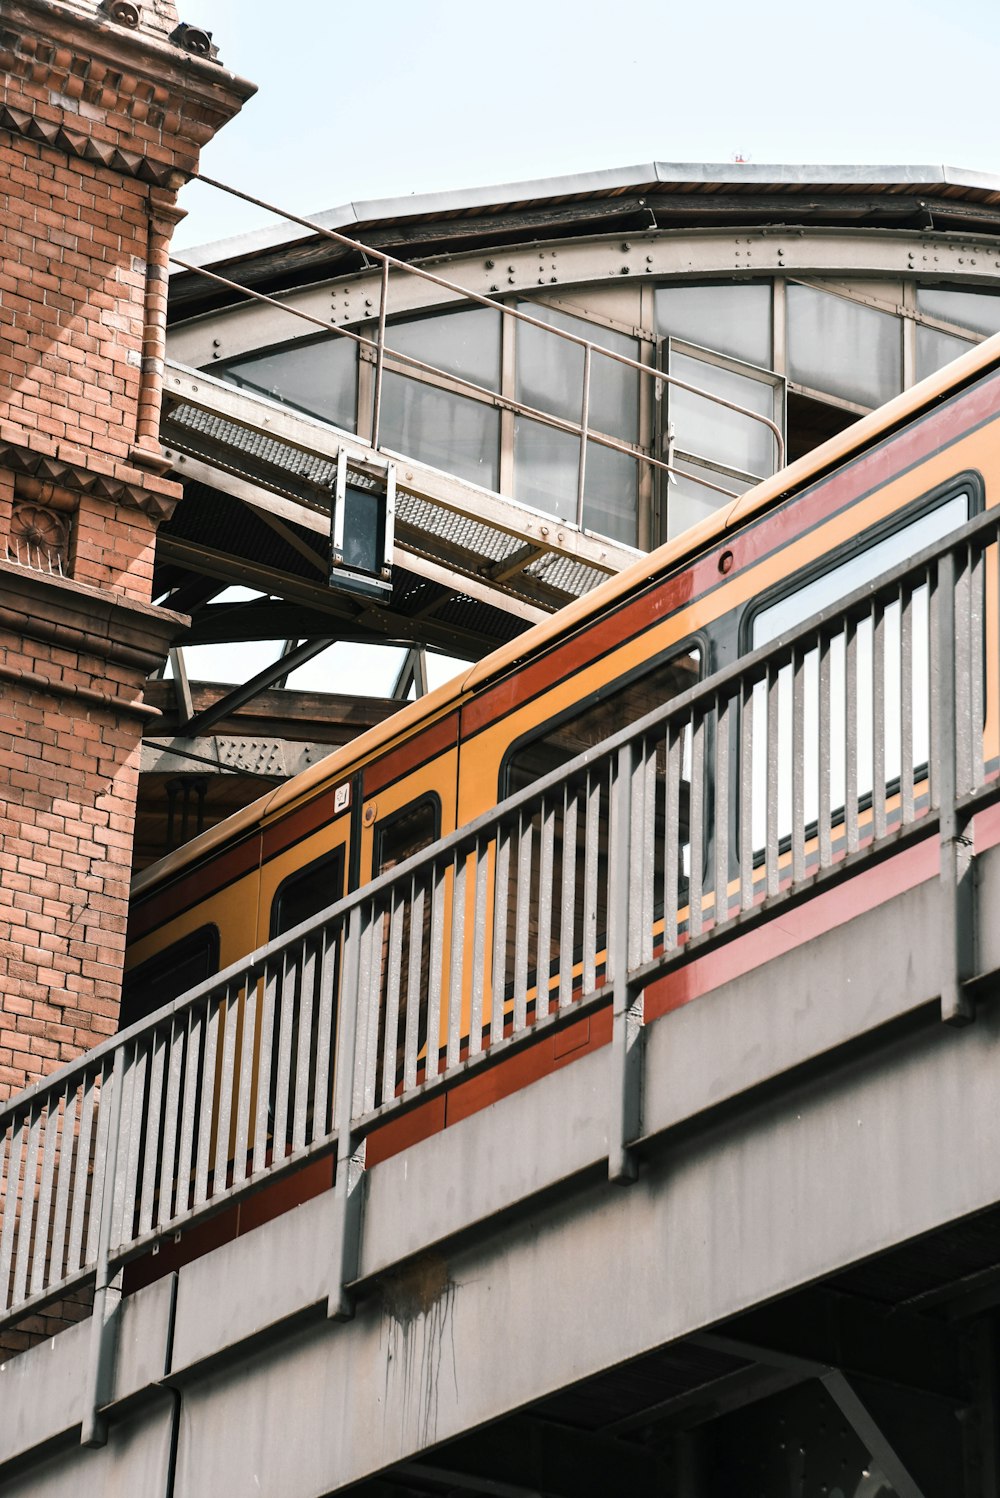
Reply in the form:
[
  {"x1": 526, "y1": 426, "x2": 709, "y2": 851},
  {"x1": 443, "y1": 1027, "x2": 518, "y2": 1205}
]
[
  {"x1": 609, "y1": 743, "x2": 641, "y2": 1183},
  {"x1": 81, "y1": 1047, "x2": 127, "y2": 1447},
  {"x1": 935, "y1": 549, "x2": 976, "y2": 1026},
  {"x1": 576, "y1": 343, "x2": 592, "y2": 529},
  {"x1": 328, "y1": 908, "x2": 367, "y2": 1320},
  {"x1": 370, "y1": 259, "x2": 390, "y2": 452}
]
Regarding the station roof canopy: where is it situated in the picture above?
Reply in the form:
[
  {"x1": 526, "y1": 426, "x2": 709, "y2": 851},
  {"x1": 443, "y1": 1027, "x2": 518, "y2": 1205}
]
[{"x1": 169, "y1": 161, "x2": 1000, "y2": 316}]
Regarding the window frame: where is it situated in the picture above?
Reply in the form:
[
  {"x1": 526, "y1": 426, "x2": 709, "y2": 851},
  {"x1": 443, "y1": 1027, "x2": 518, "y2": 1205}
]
[
  {"x1": 120, "y1": 923, "x2": 221, "y2": 1029},
  {"x1": 373, "y1": 792, "x2": 443, "y2": 878},
  {"x1": 498, "y1": 637, "x2": 706, "y2": 800},
  {"x1": 740, "y1": 472, "x2": 984, "y2": 656},
  {"x1": 269, "y1": 843, "x2": 347, "y2": 941},
  {"x1": 216, "y1": 329, "x2": 360, "y2": 436}
]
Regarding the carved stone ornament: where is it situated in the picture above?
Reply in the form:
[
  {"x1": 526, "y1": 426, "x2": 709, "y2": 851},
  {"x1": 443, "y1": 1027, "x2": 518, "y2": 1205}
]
[{"x1": 7, "y1": 503, "x2": 72, "y2": 574}]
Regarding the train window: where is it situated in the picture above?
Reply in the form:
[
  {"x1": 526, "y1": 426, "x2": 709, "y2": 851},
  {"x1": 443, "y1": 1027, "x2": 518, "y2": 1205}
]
[
  {"x1": 748, "y1": 488, "x2": 973, "y2": 846},
  {"x1": 120, "y1": 924, "x2": 220, "y2": 1029},
  {"x1": 504, "y1": 647, "x2": 701, "y2": 796},
  {"x1": 375, "y1": 795, "x2": 441, "y2": 876},
  {"x1": 500, "y1": 649, "x2": 700, "y2": 1006},
  {"x1": 751, "y1": 493, "x2": 970, "y2": 649},
  {"x1": 271, "y1": 845, "x2": 346, "y2": 938},
  {"x1": 369, "y1": 795, "x2": 441, "y2": 1101}
]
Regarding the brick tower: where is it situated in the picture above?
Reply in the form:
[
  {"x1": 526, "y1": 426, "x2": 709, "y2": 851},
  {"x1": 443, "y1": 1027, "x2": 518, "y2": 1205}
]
[{"x1": 0, "y1": 0, "x2": 254, "y2": 1097}]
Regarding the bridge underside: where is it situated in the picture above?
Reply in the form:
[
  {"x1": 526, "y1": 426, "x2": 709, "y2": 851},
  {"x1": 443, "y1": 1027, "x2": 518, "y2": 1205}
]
[{"x1": 5, "y1": 832, "x2": 1000, "y2": 1497}]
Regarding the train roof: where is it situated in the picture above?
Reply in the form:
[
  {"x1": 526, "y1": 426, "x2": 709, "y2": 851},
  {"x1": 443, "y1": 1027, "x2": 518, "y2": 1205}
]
[{"x1": 132, "y1": 330, "x2": 1000, "y2": 899}]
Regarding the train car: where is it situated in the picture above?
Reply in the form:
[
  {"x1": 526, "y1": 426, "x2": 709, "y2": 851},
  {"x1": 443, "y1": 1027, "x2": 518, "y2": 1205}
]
[{"x1": 124, "y1": 333, "x2": 1000, "y2": 1038}]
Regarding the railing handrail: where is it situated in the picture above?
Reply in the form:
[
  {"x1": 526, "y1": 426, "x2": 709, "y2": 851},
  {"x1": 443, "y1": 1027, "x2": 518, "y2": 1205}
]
[
  {"x1": 1, "y1": 495, "x2": 994, "y2": 1342},
  {"x1": 4, "y1": 498, "x2": 995, "y2": 1131},
  {"x1": 167, "y1": 172, "x2": 785, "y2": 520}
]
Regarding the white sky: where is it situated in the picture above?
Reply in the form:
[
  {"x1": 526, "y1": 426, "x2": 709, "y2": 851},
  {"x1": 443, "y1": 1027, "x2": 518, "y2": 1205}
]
[
  {"x1": 174, "y1": 0, "x2": 1000, "y2": 252},
  {"x1": 166, "y1": 0, "x2": 1000, "y2": 698}
]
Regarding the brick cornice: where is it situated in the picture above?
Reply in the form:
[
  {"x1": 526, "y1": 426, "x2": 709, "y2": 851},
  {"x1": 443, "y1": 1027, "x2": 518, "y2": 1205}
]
[
  {"x1": 0, "y1": 428, "x2": 181, "y2": 520},
  {"x1": 0, "y1": 556, "x2": 187, "y2": 674},
  {"x1": 0, "y1": 0, "x2": 255, "y2": 187}
]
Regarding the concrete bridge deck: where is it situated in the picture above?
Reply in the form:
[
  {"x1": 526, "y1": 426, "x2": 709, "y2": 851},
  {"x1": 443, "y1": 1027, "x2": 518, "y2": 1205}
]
[{"x1": 4, "y1": 508, "x2": 1000, "y2": 1497}]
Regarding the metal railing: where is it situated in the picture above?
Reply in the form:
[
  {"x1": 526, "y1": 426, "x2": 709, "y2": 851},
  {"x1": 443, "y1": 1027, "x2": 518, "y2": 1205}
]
[
  {"x1": 2, "y1": 505, "x2": 997, "y2": 1332},
  {"x1": 169, "y1": 174, "x2": 785, "y2": 528}
]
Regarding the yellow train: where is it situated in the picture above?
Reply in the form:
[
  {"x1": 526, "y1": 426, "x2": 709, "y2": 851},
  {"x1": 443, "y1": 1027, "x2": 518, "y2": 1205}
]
[{"x1": 125, "y1": 334, "x2": 1000, "y2": 1051}]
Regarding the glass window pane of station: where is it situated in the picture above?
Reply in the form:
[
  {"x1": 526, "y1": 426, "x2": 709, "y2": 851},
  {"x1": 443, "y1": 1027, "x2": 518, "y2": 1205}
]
[
  {"x1": 670, "y1": 350, "x2": 778, "y2": 478},
  {"x1": 655, "y1": 283, "x2": 772, "y2": 367},
  {"x1": 666, "y1": 459, "x2": 752, "y2": 540},
  {"x1": 517, "y1": 302, "x2": 638, "y2": 441},
  {"x1": 787, "y1": 284, "x2": 901, "y2": 409},
  {"x1": 514, "y1": 418, "x2": 577, "y2": 522},
  {"x1": 385, "y1": 305, "x2": 501, "y2": 391},
  {"x1": 222, "y1": 334, "x2": 358, "y2": 433},
  {"x1": 583, "y1": 440, "x2": 639, "y2": 545},
  {"x1": 381, "y1": 373, "x2": 499, "y2": 489},
  {"x1": 513, "y1": 419, "x2": 638, "y2": 545},
  {"x1": 917, "y1": 286, "x2": 1000, "y2": 338},
  {"x1": 915, "y1": 325, "x2": 974, "y2": 382}
]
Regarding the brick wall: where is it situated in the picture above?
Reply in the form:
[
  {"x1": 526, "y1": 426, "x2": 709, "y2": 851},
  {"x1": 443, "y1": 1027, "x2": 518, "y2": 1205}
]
[{"x1": 0, "y1": 0, "x2": 254, "y2": 1100}]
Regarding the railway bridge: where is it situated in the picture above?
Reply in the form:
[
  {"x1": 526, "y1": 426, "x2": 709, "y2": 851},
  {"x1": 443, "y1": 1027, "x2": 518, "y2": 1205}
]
[{"x1": 4, "y1": 508, "x2": 1000, "y2": 1497}]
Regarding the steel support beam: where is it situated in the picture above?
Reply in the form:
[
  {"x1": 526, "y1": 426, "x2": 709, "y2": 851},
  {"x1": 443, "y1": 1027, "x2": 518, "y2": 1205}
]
[
  {"x1": 156, "y1": 536, "x2": 503, "y2": 658},
  {"x1": 162, "y1": 451, "x2": 549, "y2": 624},
  {"x1": 397, "y1": 1415, "x2": 669, "y2": 1498},
  {"x1": 180, "y1": 636, "x2": 334, "y2": 737},
  {"x1": 692, "y1": 1288, "x2": 967, "y2": 1404},
  {"x1": 168, "y1": 228, "x2": 1000, "y2": 371},
  {"x1": 823, "y1": 1371, "x2": 964, "y2": 1498}
]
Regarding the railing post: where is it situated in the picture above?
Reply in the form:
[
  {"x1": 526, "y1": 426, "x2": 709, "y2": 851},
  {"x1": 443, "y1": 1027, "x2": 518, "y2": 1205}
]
[
  {"x1": 935, "y1": 549, "x2": 976, "y2": 1026},
  {"x1": 576, "y1": 343, "x2": 591, "y2": 529},
  {"x1": 328, "y1": 907, "x2": 367, "y2": 1320},
  {"x1": 370, "y1": 259, "x2": 390, "y2": 452},
  {"x1": 608, "y1": 743, "x2": 642, "y2": 1184},
  {"x1": 81, "y1": 1047, "x2": 127, "y2": 1447}
]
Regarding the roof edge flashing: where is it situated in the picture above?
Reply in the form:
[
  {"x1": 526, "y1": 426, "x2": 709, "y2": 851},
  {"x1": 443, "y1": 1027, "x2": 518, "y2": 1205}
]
[{"x1": 172, "y1": 160, "x2": 1000, "y2": 277}]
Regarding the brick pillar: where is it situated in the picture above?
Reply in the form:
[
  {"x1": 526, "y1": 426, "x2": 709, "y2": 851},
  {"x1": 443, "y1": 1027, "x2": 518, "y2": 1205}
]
[{"x1": 0, "y1": 1, "x2": 255, "y2": 1098}]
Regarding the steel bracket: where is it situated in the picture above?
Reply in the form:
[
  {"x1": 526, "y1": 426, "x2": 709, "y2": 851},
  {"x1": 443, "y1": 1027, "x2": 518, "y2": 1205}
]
[
  {"x1": 327, "y1": 904, "x2": 368, "y2": 1319},
  {"x1": 936, "y1": 548, "x2": 978, "y2": 1026},
  {"x1": 608, "y1": 743, "x2": 643, "y2": 1183},
  {"x1": 327, "y1": 1139, "x2": 366, "y2": 1321}
]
